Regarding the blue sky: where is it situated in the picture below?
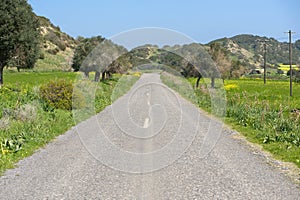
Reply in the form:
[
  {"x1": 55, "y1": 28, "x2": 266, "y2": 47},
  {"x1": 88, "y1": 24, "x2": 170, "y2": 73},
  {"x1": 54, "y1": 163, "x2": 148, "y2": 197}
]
[{"x1": 28, "y1": 0, "x2": 299, "y2": 44}]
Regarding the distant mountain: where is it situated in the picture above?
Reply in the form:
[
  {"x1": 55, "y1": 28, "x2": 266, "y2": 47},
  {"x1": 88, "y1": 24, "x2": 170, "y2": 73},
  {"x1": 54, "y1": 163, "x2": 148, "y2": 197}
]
[{"x1": 209, "y1": 34, "x2": 300, "y2": 68}]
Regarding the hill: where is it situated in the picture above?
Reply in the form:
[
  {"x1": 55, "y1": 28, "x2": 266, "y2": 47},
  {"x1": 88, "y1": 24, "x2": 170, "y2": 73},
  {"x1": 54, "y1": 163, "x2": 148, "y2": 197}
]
[
  {"x1": 33, "y1": 20, "x2": 300, "y2": 77},
  {"x1": 108, "y1": 35, "x2": 300, "y2": 79},
  {"x1": 209, "y1": 34, "x2": 300, "y2": 69},
  {"x1": 34, "y1": 16, "x2": 78, "y2": 71}
]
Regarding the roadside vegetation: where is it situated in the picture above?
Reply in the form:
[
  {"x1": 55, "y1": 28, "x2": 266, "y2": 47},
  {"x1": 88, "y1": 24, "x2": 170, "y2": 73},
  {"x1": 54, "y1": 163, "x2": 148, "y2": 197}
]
[
  {"x1": 0, "y1": 71, "x2": 139, "y2": 174},
  {"x1": 162, "y1": 72, "x2": 300, "y2": 167},
  {"x1": 188, "y1": 77, "x2": 300, "y2": 167}
]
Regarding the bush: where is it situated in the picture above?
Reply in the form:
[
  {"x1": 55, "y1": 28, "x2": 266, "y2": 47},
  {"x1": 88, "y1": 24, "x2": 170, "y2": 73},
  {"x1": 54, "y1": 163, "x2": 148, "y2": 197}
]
[
  {"x1": 72, "y1": 88, "x2": 87, "y2": 109},
  {"x1": 39, "y1": 52, "x2": 45, "y2": 60},
  {"x1": 44, "y1": 32, "x2": 66, "y2": 51},
  {"x1": 14, "y1": 104, "x2": 37, "y2": 122},
  {"x1": 46, "y1": 48, "x2": 59, "y2": 55},
  {"x1": 39, "y1": 80, "x2": 73, "y2": 110}
]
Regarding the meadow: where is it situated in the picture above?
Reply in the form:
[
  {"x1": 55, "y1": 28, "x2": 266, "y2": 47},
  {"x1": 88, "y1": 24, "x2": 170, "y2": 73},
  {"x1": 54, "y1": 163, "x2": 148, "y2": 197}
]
[
  {"x1": 0, "y1": 71, "x2": 139, "y2": 174},
  {"x1": 161, "y1": 72, "x2": 300, "y2": 167},
  {"x1": 193, "y1": 78, "x2": 300, "y2": 167}
]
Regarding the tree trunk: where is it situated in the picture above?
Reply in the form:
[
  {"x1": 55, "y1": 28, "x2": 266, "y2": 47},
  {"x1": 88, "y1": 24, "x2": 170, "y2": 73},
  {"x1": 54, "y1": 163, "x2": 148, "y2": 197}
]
[
  {"x1": 101, "y1": 71, "x2": 106, "y2": 81},
  {"x1": 95, "y1": 71, "x2": 101, "y2": 82},
  {"x1": 0, "y1": 66, "x2": 3, "y2": 85},
  {"x1": 196, "y1": 75, "x2": 201, "y2": 88},
  {"x1": 211, "y1": 77, "x2": 215, "y2": 88},
  {"x1": 84, "y1": 71, "x2": 89, "y2": 78},
  {"x1": 107, "y1": 71, "x2": 111, "y2": 79}
]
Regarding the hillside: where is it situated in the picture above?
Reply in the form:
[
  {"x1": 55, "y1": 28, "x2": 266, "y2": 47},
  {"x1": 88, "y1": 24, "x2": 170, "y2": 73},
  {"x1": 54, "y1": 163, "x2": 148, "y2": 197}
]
[
  {"x1": 32, "y1": 20, "x2": 300, "y2": 76},
  {"x1": 34, "y1": 16, "x2": 78, "y2": 71},
  {"x1": 108, "y1": 35, "x2": 300, "y2": 79},
  {"x1": 209, "y1": 34, "x2": 300, "y2": 69}
]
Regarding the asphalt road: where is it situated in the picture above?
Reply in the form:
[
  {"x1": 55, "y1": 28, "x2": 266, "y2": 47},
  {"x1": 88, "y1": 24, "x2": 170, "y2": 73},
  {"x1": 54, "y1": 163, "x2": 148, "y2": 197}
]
[{"x1": 1, "y1": 73, "x2": 299, "y2": 199}]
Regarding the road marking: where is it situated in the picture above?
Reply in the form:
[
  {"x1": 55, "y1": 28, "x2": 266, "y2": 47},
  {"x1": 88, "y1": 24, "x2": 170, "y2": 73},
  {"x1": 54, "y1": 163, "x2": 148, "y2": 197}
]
[{"x1": 143, "y1": 117, "x2": 150, "y2": 128}]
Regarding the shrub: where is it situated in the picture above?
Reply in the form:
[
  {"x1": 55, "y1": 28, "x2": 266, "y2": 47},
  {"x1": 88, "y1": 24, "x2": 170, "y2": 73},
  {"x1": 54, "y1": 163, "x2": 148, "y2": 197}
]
[
  {"x1": 39, "y1": 80, "x2": 73, "y2": 110},
  {"x1": 44, "y1": 32, "x2": 66, "y2": 51},
  {"x1": 39, "y1": 52, "x2": 45, "y2": 60},
  {"x1": 46, "y1": 48, "x2": 59, "y2": 55},
  {"x1": 0, "y1": 118, "x2": 10, "y2": 130},
  {"x1": 14, "y1": 104, "x2": 37, "y2": 122},
  {"x1": 72, "y1": 88, "x2": 87, "y2": 109}
]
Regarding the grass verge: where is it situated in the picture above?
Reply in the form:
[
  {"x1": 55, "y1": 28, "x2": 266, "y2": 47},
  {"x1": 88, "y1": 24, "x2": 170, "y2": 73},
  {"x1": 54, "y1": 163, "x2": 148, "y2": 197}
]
[
  {"x1": 0, "y1": 71, "x2": 139, "y2": 174},
  {"x1": 161, "y1": 74, "x2": 300, "y2": 168}
]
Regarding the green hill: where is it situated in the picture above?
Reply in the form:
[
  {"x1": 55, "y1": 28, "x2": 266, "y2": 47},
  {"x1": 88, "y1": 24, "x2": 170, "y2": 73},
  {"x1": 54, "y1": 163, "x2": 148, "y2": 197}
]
[
  {"x1": 209, "y1": 34, "x2": 300, "y2": 69},
  {"x1": 33, "y1": 16, "x2": 78, "y2": 71}
]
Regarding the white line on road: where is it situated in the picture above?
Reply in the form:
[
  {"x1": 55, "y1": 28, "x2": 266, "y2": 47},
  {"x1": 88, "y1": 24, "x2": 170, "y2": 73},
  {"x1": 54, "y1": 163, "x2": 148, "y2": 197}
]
[{"x1": 143, "y1": 117, "x2": 150, "y2": 128}]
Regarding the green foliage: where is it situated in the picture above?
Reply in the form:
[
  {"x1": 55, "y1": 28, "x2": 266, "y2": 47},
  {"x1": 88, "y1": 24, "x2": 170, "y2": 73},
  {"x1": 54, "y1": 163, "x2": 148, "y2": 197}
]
[
  {"x1": 0, "y1": 71, "x2": 133, "y2": 174},
  {"x1": 111, "y1": 74, "x2": 140, "y2": 102},
  {"x1": 160, "y1": 72, "x2": 197, "y2": 104},
  {"x1": 192, "y1": 78, "x2": 300, "y2": 166},
  {"x1": 0, "y1": 0, "x2": 40, "y2": 84},
  {"x1": 46, "y1": 47, "x2": 60, "y2": 55},
  {"x1": 109, "y1": 44, "x2": 212, "y2": 78},
  {"x1": 72, "y1": 36, "x2": 105, "y2": 71},
  {"x1": 34, "y1": 48, "x2": 75, "y2": 72},
  {"x1": 39, "y1": 79, "x2": 73, "y2": 110},
  {"x1": 79, "y1": 40, "x2": 127, "y2": 78},
  {"x1": 44, "y1": 31, "x2": 66, "y2": 51},
  {"x1": 295, "y1": 40, "x2": 300, "y2": 50},
  {"x1": 34, "y1": 15, "x2": 78, "y2": 72}
]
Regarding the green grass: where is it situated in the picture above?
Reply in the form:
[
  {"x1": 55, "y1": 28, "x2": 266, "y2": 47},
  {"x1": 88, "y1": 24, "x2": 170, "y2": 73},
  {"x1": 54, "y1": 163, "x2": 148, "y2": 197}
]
[
  {"x1": 160, "y1": 72, "x2": 197, "y2": 104},
  {"x1": 3, "y1": 70, "x2": 76, "y2": 86},
  {"x1": 223, "y1": 79, "x2": 300, "y2": 167},
  {"x1": 34, "y1": 49, "x2": 74, "y2": 72},
  {"x1": 164, "y1": 75, "x2": 300, "y2": 168},
  {"x1": 111, "y1": 74, "x2": 141, "y2": 102},
  {"x1": 0, "y1": 71, "x2": 139, "y2": 174}
]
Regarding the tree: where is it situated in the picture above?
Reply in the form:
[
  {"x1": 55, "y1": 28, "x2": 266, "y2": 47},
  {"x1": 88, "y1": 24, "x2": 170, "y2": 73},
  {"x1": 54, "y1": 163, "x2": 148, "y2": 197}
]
[
  {"x1": 80, "y1": 39, "x2": 127, "y2": 82},
  {"x1": 208, "y1": 42, "x2": 232, "y2": 79},
  {"x1": 0, "y1": 0, "x2": 40, "y2": 84},
  {"x1": 71, "y1": 36, "x2": 105, "y2": 72},
  {"x1": 295, "y1": 40, "x2": 300, "y2": 50},
  {"x1": 287, "y1": 69, "x2": 297, "y2": 77},
  {"x1": 171, "y1": 43, "x2": 220, "y2": 88}
]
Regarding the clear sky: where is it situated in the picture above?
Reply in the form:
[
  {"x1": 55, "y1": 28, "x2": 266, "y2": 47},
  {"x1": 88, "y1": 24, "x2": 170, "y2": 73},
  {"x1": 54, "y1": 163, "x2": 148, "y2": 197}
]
[{"x1": 28, "y1": 0, "x2": 300, "y2": 44}]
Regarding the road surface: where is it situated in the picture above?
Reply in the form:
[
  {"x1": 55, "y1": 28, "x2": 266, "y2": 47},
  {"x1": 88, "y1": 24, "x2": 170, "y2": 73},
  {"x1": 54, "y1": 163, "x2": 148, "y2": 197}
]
[{"x1": 0, "y1": 73, "x2": 299, "y2": 199}]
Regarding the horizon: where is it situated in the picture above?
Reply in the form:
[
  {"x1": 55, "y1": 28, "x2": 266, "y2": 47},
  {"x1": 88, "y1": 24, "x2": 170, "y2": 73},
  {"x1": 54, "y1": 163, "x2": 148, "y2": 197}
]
[{"x1": 28, "y1": 0, "x2": 300, "y2": 45}]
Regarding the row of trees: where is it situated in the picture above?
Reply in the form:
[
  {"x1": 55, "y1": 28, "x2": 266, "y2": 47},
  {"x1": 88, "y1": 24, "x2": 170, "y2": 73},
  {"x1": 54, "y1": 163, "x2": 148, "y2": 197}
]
[
  {"x1": 70, "y1": 35, "x2": 300, "y2": 84},
  {"x1": 0, "y1": 0, "x2": 40, "y2": 85},
  {"x1": 71, "y1": 39, "x2": 221, "y2": 87}
]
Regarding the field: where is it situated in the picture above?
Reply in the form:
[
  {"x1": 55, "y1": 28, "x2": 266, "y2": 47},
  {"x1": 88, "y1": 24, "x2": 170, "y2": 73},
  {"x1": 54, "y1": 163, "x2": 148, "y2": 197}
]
[
  {"x1": 0, "y1": 71, "x2": 139, "y2": 174},
  {"x1": 161, "y1": 72, "x2": 300, "y2": 167},
  {"x1": 278, "y1": 64, "x2": 298, "y2": 73},
  {"x1": 193, "y1": 78, "x2": 300, "y2": 167}
]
